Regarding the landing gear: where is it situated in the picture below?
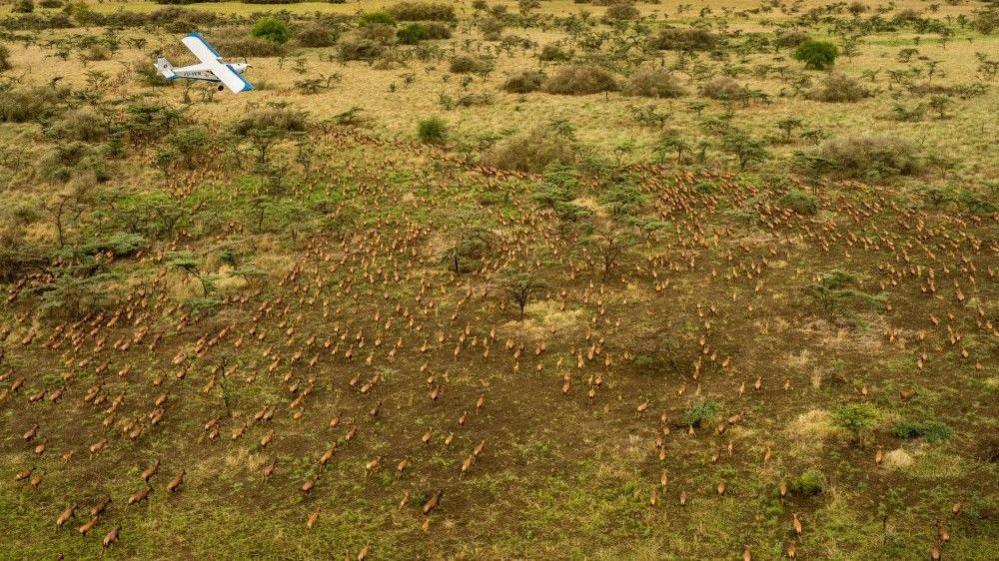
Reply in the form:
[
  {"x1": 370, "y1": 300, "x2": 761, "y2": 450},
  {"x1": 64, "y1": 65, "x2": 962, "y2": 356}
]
[{"x1": 218, "y1": 84, "x2": 225, "y2": 92}]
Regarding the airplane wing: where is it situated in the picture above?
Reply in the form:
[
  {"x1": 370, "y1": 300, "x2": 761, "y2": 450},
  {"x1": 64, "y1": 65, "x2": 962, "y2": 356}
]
[
  {"x1": 181, "y1": 32, "x2": 223, "y2": 64},
  {"x1": 181, "y1": 32, "x2": 253, "y2": 93},
  {"x1": 207, "y1": 61, "x2": 254, "y2": 93}
]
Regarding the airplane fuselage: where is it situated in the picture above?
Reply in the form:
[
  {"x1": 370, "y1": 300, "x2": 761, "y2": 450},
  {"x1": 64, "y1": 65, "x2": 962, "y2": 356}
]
[{"x1": 170, "y1": 62, "x2": 249, "y2": 83}]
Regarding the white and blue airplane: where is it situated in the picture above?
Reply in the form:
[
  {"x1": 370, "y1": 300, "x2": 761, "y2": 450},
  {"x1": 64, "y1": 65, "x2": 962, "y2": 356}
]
[{"x1": 154, "y1": 32, "x2": 253, "y2": 93}]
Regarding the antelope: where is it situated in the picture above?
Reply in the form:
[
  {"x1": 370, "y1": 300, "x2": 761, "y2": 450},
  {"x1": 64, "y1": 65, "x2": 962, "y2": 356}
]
[
  {"x1": 78, "y1": 517, "x2": 99, "y2": 536},
  {"x1": 56, "y1": 504, "x2": 77, "y2": 528},
  {"x1": 102, "y1": 526, "x2": 120, "y2": 548},
  {"x1": 91, "y1": 496, "x2": 111, "y2": 517},
  {"x1": 166, "y1": 470, "x2": 185, "y2": 493},
  {"x1": 141, "y1": 459, "x2": 160, "y2": 482},
  {"x1": 422, "y1": 490, "x2": 442, "y2": 514},
  {"x1": 23, "y1": 424, "x2": 39, "y2": 442},
  {"x1": 129, "y1": 485, "x2": 152, "y2": 505},
  {"x1": 301, "y1": 475, "x2": 318, "y2": 495}
]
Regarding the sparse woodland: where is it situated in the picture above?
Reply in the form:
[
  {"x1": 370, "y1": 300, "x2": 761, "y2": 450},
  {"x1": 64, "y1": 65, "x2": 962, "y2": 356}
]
[{"x1": 0, "y1": 0, "x2": 997, "y2": 559}]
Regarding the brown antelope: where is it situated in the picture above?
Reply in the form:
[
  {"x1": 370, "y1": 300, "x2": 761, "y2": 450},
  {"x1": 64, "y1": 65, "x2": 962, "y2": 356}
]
[
  {"x1": 166, "y1": 470, "x2": 185, "y2": 493},
  {"x1": 56, "y1": 504, "x2": 77, "y2": 528}
]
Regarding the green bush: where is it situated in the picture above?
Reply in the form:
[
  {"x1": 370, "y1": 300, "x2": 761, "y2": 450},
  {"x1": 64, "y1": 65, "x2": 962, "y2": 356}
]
[
  {"x1": 502, "y1": 70, "x2": 545, "y2": 93},
  {"x1": 0, "y1": 44, "x2": 11, "y2": 72},
  {"x1": 251, "y1": 17, "x2": 291, "y2": 44},
  {"x1": 543, "y1": 64, "x2": 618, "y2": 95},
  {"x1": 683, "y1": 401, "x2": 720, "y2": 427},
  {"x1": 808, "y1": 72, "x2": 868, "y2": 102},
  {"x1": 971, "y1": 9, "x2": 998, "y2": 34},
  {"x1": 449, "y1": 54, "x2": 491, "y2": 74},
  {"x1": 387, "y1": 2, "x2": 455, "y2": 21},
  {"x1": 777, "y1": 190, "x2": 819, "y2": 215},
  {"x1": 774, "y1": 29, "x2": 810, "y2": 48},
  {"x1": 215, "y1": 36, "x2": 288, "y2": 57},
  {"x1": 396, "y1": 23, "x2": 429, "y2": 44},
  {"x1": 48, "y1": 107, "x2": 108, "y2": 142},
  {"x1": 417, "y1": 116, "x2": 447, "y2": 144},
  {"x1": 790, "y1": 469, "x2": 826, "y2": 496},
  {"x1": 833, "y1": 404, "x2": 879, "y2": 442},
  {"x1": 338, "y1": 38, "x2": 384, "y2": 61},
  {"x1": 481, "y1": 124, "x2": 579, "y2": 173},
  {"x1": 804, "y1": 136, "x2": 922, "y2": 180},
  {"x1": 13, "y1": 0, "x2": 34, "y2": 13},
  {"x1": 539, "y1": 44, "x2": 571, "y2": 62},
  {"x1": 83, "y1": 232, "x2": 147, "y2": 257},
  {"x1": 895, "y1": 420, "x2": 952, "y2": 442},
  {"x1": 650, "y1": 27, "x2": 718, "y2": 51},
  {"x1": 701, "y1": 76, "x2": 745, "y2": 100},
  {"x1": 232, "y1": 108, "x2": 307, "y2": 136},
  {"x1": 604, "y1": 2, "x2": 639, "y2": 21},
  {"x1": 794, "y1": 40, "x2": 839, "y2": 70},
  {"x1": 297, "y1": 23, "x2": 338, "y2": 47},
  {"x1": 0, "y1": 86, "x2": 67, "y2": 123},
  {"x1": 623, "y1": 66, "x2": 685, "y2": 98},
  {"x1": 39, "y1": 0, "x2": 63, "y2": 7},
  {"x1": 358, "y1": 11, "x2": 396, "y2": 26}
]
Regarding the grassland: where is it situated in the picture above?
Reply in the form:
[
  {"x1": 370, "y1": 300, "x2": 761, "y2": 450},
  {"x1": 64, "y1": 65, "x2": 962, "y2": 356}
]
[{"x1": 0, "y1": 0, "x2": 997, "y2": 559}]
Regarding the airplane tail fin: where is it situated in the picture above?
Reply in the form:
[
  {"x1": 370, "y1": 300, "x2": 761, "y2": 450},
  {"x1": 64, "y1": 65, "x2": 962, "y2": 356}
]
[{"x1": 155, "y1": 56, "x2": 176, "y2": 80}]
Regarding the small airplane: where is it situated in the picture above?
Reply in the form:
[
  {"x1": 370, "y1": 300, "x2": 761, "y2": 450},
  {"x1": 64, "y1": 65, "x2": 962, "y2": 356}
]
[{"x1": 154, "y1": 32, "x2": 253, "y2": 93}]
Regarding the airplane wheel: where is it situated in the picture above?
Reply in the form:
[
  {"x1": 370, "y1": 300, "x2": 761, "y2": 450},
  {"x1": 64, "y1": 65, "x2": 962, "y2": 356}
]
[{"x1": 218, "y1": 84, "x2": 224, "y2": 92}]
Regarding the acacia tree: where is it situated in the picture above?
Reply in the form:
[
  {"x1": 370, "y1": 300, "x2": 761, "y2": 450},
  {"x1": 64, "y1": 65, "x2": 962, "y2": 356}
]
[
  {"x1": 496, "y1": 269, "x2": 546, "y2": 321},
  {"x1": 443, "y1": 226, "x2": 496, "y2": 274}
]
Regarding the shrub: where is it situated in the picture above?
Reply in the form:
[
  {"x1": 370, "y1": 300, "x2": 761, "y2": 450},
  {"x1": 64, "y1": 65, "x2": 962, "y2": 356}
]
[
  {"x1": 478, "y1": 16, "x2": 504, "y2": 40},
  {"x1": 449, "y1": 54, "x2": 490, "y2": 74},
  {"x1": 83, "y1": 232, "x2": 147, "y2": 257},
  {"x1": 971, "y1": 9, "x2": 998, "y2": 34},
  {"x1": 777, "y1": 190, "x2": 819, "y2": 215},
  {"x1": 623, "y1": 66, "x2": 685, "y2": 98},
  {"x1": 82, "y1": 44, "x2": 111, "y2": 61},
  {"x1": 39, "y1": 141, "x2": 109, "y2": 183},
  {"x1": 539, "y1": 44, "x2": 571, "y2": 62},
  {"x1": 48, "y1": 107, "x2": 107, "y2": 142},
  {"x1": 833, "y1": 404, "x2": 879, "y2": 442},
  {"x1": 805, "y1": 136, "x2": 922, "y2": 179},
  {"x1": 794, "y1": 40, "x2": 839, "y2": 70},
  {"x1": 357, "y1": 23, "x2": 397, "y2": 44},
  {"x1": 13, "y1": 0, "x2": 34, "y2": 13},
  {"x1": 232, "y1": 108, "x2": 307, "y2": 136},
  {"x1": 214, "y1": 36, "x2": 287, "y2": 57},
  {"x1": 251, "y1": 17, "x2": 291, "y2": 44},
  {"x1": 774, "y1": 29, "x2": 810, "y2": 48},
  {"x1": 0, "y1": 86, "x2": 66, "y2": 123},
  {"x1": 895, "y1": 420, "x2": 952, "y2": 442},
  {"x1": 502, "y1": 70, "x2": 545, "y2": 93},
  {"x1": 481, "y1": 125, "x2": 579, "y2": 173},
  {"x1": 651, "y1": 27, "x2": 718, "y2": 51},
  {"x1": 387, "y1": 2, "x2": 455, "y2": 21},
  {"x1": 297, "y1": 23, "x2": 338, "y2": 47},
  {"x1": 0, "y1": 44, "x2": 11, "y2": 72},
  {"x1": 790, "y1": 469, "x2": 826, "y2": 496},
  {"x1": 39, "y1": 0, "x2": 63, "y2": 6},
  {"x1": 604, "y1": 2, "x2": 639, "y2": 21},
  {"x1": 417, "y1": 116, "x2": 447, "y2": 144},
  {"x1": 543, "y1": 64, "x2": 618, "y2": 95},
  {"x1": 683, "y1": 401, "x2": 719, "y2": 428},
  {"x1": 701, "y1": 76, "x2": 745, "y2": 100},
  {"x1": 808, "y1": 72, "x2": 868, "y2": 102},
  {"x1": 358, "y1": 11, "x2": 396, "y2": 26},
  {"x1": 397, "y1": 22, "x2": 429, "y2": 44},
  {"x1": 422, "y1": 22, "x2": 451, "y2": 39},
  {"x1": 339, "y1": 38, "x2": 384, "y2": 61}
]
